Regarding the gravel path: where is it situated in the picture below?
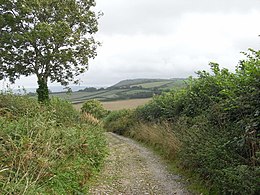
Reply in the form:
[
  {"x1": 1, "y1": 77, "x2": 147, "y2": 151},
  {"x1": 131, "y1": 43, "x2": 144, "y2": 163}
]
[{"x1": 89, "y1": 132, "x2": 191, "y2": 195}]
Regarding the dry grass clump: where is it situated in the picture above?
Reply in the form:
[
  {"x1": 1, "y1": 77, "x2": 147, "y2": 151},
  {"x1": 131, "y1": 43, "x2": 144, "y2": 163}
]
[
  {"x1": 128, "y1": 122, "x2": 181, "y2": 159},
  {"x1": 81, "y1": 112, "x2": 100, "y2": 125}
]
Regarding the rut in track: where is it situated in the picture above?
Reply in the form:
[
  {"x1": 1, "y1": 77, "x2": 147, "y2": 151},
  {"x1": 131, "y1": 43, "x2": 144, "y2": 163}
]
[{"x1": 89, "y1": 132, "x2": 191, "y2": 195}]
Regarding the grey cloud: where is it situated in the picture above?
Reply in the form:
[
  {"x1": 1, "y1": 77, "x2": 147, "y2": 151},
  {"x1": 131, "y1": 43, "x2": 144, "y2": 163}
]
[
  {"x1": 96, "y1": 0, "x2": 260, "y2": 35},
  {"x1": 233, "y1": 37, "x2": 260, "y2": 51}
]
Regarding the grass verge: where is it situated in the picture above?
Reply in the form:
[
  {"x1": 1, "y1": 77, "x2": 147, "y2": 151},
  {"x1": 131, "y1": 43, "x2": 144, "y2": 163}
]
[
  {"x1": 125, "y1": 122, "x2": 212, "y2": 195},
  {"x1": 0, "y1": 93, "x2": 107, "y2": 194}
]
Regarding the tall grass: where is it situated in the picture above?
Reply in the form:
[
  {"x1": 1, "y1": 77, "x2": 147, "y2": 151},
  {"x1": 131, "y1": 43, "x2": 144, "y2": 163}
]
[
  {"x1": 127, "y1": 122, "x2": 181, "y2": 159},
  {"x1": 0, "y1": 94, "x2": 106, "y2": 194}
]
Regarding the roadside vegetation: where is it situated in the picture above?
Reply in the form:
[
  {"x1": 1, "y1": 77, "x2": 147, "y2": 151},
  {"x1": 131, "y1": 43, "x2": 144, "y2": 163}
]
[
  {"x1": 0, "y1": 94, "x2": 106, "y2": 194},
  {"x1": 104, "y1": 49, "x2": 260, "y2": 195}
]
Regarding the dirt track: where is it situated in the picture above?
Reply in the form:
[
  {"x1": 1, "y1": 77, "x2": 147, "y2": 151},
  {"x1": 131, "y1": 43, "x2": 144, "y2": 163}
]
[{"x1": 89, "y1": 132, "x2": 191, "y2": 195}]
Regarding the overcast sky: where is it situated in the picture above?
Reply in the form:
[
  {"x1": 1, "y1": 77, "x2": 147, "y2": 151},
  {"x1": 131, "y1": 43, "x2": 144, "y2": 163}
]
[{"x1": 1, "y1": 0, "x2": 260, "y2": 89}]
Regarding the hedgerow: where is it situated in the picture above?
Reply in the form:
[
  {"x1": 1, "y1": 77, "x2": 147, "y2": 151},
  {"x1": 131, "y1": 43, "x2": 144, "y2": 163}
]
[{"x1": 105, "y1": 48, "x2": 260, "y2": 194}]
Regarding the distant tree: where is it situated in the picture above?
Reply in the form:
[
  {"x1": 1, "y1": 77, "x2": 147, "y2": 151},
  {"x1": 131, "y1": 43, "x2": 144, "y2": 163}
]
[
  {"x1": 0, "y1": 0, "x2": 101, "y2": 102},
  {"x1": 98, "y1": 87, "x2": 105, "y2": 91},
  {"x1": 27, "y1": 92, "x2": 36, "y2": 96},
  {"x1": 83, "y1": 87, "x2": 98, "y2": 92},
  {"x1": 81, "y1": 99, "x2": 107, "y2": 119},
  {"x1": 130, "y1": 85, "x2": 143, "y2": 89}
]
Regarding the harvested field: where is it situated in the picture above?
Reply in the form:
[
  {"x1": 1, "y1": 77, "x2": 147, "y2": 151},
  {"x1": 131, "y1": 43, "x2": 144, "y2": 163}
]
[{"x1": 73, "y1": 98, "x2": 151, "y2": 111}]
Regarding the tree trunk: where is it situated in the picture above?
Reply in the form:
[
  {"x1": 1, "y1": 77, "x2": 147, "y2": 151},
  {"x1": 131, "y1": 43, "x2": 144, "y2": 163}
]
[{"x1": 36, "y1": 78, "x2": 49, "y2": 102}]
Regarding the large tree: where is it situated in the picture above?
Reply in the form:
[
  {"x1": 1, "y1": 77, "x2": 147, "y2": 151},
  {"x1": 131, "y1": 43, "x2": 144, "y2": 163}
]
[{"x1": 0, "y1": 0, "x2": 100, "y2": 102}]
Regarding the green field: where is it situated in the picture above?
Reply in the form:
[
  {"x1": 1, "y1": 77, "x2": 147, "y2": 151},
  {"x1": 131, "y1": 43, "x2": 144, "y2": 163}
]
[
  {"x1": 135, "y1": 81, "x2": 172, "y2": 88},
  {"x1": 135, "y1": 80, "x2": 185, "y2": 89}
]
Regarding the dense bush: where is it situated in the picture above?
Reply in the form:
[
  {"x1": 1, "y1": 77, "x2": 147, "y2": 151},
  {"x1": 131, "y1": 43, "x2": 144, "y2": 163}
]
[
  {"x1": 0, "y1": 94, "x2": 106, "y2": 194},
  {"x1": 103, "y1": 109, "x2": 134, "y2": 135},
  {"x1": 81, "y1": 99, "x2": 108, "y2": 119},
  {"x1": 135, "y1": 89, "x2": 186, "y2": 121}
]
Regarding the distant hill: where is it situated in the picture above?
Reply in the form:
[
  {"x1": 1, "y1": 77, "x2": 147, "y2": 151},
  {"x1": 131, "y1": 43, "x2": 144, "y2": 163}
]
[
  {"x1": 110, "y1": 78, "x2": 186, "y2": 89},
  {"x1": 111, "y1": 79, "x2": 168, "y2": 88},
  {"x1": 50, "y1": 78, "x2": 187, "y2": 104}
]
